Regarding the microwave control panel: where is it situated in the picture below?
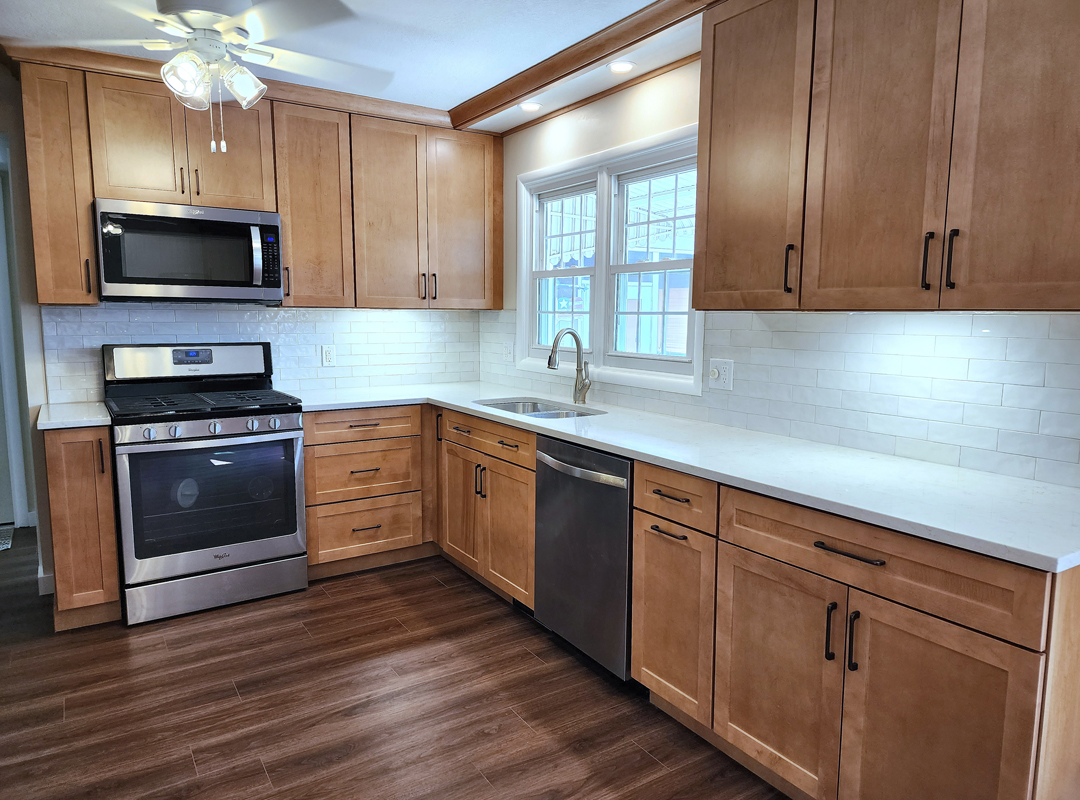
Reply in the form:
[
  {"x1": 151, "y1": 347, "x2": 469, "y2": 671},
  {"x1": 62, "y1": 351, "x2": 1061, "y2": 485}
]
[{"x1": 260, "y1": 227, "x2": 282, "y2": 288}]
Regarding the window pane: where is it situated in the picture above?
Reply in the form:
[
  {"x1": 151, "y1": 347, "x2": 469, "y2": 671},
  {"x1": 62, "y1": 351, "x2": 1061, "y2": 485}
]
[
  {"x1": 648, "y1": 222, "x2": 675, "y2": 261},
  {"x1": 538, "y1": 275, "x2": 589, "y2": 348},
  {"x1": 664, "y1": 315, "x2": 688, "y2": 357},
  {"x1": 625, "y1": 225, "x2": 649, "y2": 264},
  {"x1": 675, "y1": 218, "x2": 695, "y2": 260},
  {"x1": 615, "y1": 313, "x2": 636, "y2": 352},
  {"x1": 619, "y1": 167, "x2": 696, "y2": 267},
  {"x1": 638, "y1": 314, "x2": 661, "y2": 355},
  {"x1": 676, "y1": 169, "x2": 697, "y2": 217},
  {"x1": 612, "y1": 268, "x2": 690, "y2": 358},
  {"x1": 617, "y1": 272, "x2": 639, "y2": 312},
  {"x1": 540, "y1": 189, "x2": 596, "y2": 271},
  {"x1": 665, "y1": 269, "x2": 691, "y2": 313},
  {"x1": 639, "y1": 271, "x2": 664, "y2": 313},
  {"x1": 649, "y1": 173, "x2": 677, "y2": 220}
]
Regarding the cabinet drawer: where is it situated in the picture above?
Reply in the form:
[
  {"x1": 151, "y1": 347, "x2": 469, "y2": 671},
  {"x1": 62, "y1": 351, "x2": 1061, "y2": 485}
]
[
  {"x1": 303, "y1": 406, "x2": 420, "y2": 445},
  {"x1": 721, "y1": 488, "x2": 1052, "y2": 650},
  {"x1": 305, "y1": 437, "x2": 420, "y2": 506},
  {"x1": 441, "y1": 410, "x2": 535, "y2": 470},
  {"x1": 306, "y1": 492, "x2": 423, "y2": 564},
  {"x1": 634, "y1": 462, "x2": 718, "y2": 535}
]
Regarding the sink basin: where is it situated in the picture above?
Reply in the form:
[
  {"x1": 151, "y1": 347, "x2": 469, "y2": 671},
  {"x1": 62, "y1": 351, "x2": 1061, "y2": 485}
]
[{"x1": 476, "y1": 397, "x2": 606, "y2": 419}]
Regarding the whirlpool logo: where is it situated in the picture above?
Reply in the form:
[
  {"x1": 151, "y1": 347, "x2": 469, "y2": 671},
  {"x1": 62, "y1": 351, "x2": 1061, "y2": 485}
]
[{"x1": 213, "y1": 552, "x2": 230, "y2": 560}]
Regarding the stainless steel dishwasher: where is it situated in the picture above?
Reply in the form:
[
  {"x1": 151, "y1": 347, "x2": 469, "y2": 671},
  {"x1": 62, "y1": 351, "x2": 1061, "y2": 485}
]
[{"x1": 534, "y1": 435, "x2": 632, "y2": 679}]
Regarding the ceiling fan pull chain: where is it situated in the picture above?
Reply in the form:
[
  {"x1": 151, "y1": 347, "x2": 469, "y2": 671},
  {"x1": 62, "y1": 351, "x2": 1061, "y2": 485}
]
[
  {"x1": 219, "y1": 69, "x2": 227, "y2": 154},
  {"x1": 209, "y1": 67, "x2": 216, "y2": 154}
]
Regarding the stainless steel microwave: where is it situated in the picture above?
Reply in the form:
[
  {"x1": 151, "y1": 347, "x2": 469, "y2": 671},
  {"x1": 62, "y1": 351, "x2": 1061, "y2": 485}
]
[{"x1": 95, "y1": 199, "x2": 283, "y2": 304}]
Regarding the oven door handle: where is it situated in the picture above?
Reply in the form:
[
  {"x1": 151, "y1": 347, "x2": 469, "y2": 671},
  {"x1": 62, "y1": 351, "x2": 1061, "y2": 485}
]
[
  {"x1": 251, "y1": 226, "x2": 263, "y2": 287},
  {"x1": 114, "y1": 429, "x2": 303, "y2": 455}
]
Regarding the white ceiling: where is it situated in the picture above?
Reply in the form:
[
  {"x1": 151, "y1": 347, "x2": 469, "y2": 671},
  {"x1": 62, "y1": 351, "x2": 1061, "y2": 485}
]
[{"x1": 0, "y1": 0, "x2": 661, "y2": 110}]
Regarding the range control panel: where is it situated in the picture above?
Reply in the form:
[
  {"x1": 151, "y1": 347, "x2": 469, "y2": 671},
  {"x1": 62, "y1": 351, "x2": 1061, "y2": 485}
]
[
  {"x1": 172, "y1": 348, "x2": 213, "y2": 365},
  {"x1": 113, "y1": 412, "x2": 303, "y2": 445}
]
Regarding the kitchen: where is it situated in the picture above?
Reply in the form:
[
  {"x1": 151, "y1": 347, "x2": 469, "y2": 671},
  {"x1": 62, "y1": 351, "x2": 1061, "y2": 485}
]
[{"x1": 1, "y1": 0, "x2": 1079, "y2": 797}]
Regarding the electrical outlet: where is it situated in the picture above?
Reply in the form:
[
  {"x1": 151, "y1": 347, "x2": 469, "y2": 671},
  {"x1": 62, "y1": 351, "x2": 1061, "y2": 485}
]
[
  {"x1": 502, "y1": 341, "x2": 515, "y2": 363},
  {"x1": 320, "y1": 345, "x2": 336, "y2": 368},
  {"x1": 709, "y1": 358, "x2": 734, "y2": 391}
]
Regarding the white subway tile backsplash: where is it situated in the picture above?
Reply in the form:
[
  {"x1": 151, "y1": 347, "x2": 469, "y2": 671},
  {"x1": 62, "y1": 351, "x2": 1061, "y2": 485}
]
[
  {"x1": 1040, "y1": 412, "x2": 1080, "y2": 440},
  {"x1": 842, "y1": 391, "x2": 899, "y2": 415},
  {"x1": 1035, "y1": 460, "x2": 1080, "y2": 489},
  {"x1": 931, "y1": 379, "x2": 1003, "y2": 406},
  {"x1": 874, "y1": 334, "x2": 936, "y2": 356},
  {"x1": 895, "y1": 437, "x2": 961, "y2": 467},
  {"x1": 902, "y1": 314, "x2": 973, "y2": 336},
  {"x1": 1046, "y1": 364, "x2": 1080, "y2": 390},
  {"x1": 1050, "y1": 315, "x2": 1080, "y2": 340},
  {"x1": 928, "y1": 421, "x2": 999, "y2": 451},
  {"x1": 869, "y1": 374, "x2": 933, "y2": 398},
  {"x1": 839, "y1": 429, "x2": 896, "y2": 455},
  {"x1": 934, "y1": 336, "x2": 1007, "y2": 360},
  {"x1": 1002, "y1": 385, "x2": 1080, "y2": 414},
  {"x1": 868, "y1": 413, "x2": 928, "y2": 439},
  {"x1": 972, "y1": 314, "x2": 1050, "y2": 339},
  {"x1": 897, "y1": 397, "x2": 964, "y2": 423},
  {"x1": 997, "y1": 431, "x2": 1080, "y2": 463},
  {"x1": 959, "y1": 448, "x2": 1037, "y2": 480},
  {"x1": 962, "y1": 403, "x2": 1041, "y2": 432},
  {"x1": 901, "y1": 356, "x2": 969, "y2": 380},
  {"x1": 967, "y1": 360, "x2": 1045, "y2": 386},
  {"x1": 1007, "y1": 338, "x2": 1080, "y2": 365}
]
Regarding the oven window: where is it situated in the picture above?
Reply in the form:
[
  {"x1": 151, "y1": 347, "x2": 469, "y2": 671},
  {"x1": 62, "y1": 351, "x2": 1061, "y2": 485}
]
[
  {"x1": 100, "y1": 213, "x2": 253, "y2": 285},
  {"x1": 127, "y1": 439, "x2": 297, "y2": 560}
]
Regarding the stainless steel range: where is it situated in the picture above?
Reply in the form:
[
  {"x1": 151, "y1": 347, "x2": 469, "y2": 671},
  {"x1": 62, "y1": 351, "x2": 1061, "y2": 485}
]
[{"x1": 104, "y1": 342, "x2": 307, "y2": 624}]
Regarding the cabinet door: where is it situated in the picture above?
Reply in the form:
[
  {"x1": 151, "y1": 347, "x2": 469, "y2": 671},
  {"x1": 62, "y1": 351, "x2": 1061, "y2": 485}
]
[
  {"x1": 86, "y1": 73, "x2": 189, "y2": 204},
  {"x1": 44, "y1": 428, "x2": 119, "y2": 611},
  {"x1": 21, "y1": 64, "x2": 97, "y2": 305},
  {"x1": 714, "y1": 542, "x2": 846, "y2": 800},
  {"x1": 439, "y1": 440, "x2": 483, "y2": 572},
  {"x1": 185, "y1": 103, "x2": 276, "y2": 211},
  {"x1": 942, "y1": 0, "x2": 1080, "y2": 310},
  {"x1": 306, "y1": 492, "x2": 423, "y2": 565},
  {"x1": 692, "y1": 0, "x2": 814, "y2": 310},
  {"x1": 426, "y1": 128, "x2": 498, "y2": 309},
  {"x1": 838, "y1": 590, "x2": 1043, "y2": 800},
  {"x1": 353, "y1": 116, "x2": 429, "y2": 308},
  {"x1": 273, "y1": 102, "x2": 354, "y2": 307},
  {"x1": 480, "y1": 456, "x2": 535, "y2": 608},
  {"x1": 801, "y1": 0, "x2": 962, "y2": 310},
  {"x1": 631, "y1": 511, "x2": 717, "y2": 725}
]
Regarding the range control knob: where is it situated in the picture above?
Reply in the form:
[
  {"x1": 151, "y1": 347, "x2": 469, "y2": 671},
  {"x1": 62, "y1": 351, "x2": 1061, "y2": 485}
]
[
  {"x1": 268, "y1": 417, "x2": 282, "y2": 430},
  {"x1": 142, "y1": 427, "x2": 157, "y2": 441},
  {"x1": 246, "y1": 418, "x2": 260, "y2": 432},
  {"x1": 168, "y1": 425, "x2": 182, "y2": 439},
  {"x1": 208, "y1": 421, "x2": 222, "y2": 435}
]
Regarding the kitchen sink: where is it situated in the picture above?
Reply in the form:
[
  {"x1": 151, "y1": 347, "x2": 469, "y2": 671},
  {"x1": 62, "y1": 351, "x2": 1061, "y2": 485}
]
[{"x1": 476, "y1": 397, "x2": 606, "y2": 419}]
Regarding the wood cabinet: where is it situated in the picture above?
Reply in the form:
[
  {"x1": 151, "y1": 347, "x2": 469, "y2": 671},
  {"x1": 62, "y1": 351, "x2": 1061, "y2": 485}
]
[
  {"x1": 303, "y1": 406, "x2": 422, "y2": 446},
  {"x1": 631, "y1": 511, "x2": 717, "y2": 725},
  {"x1": 693, "y1": 0, "x2": 815, "y2": 310},
  {"x1": 306, "y1": 492, "x2": 423, "y2": 564},
  {"x1": 440, "y1": 439, "x2": 484, "y2": 573},
  {"x1": 273, "y1": 102, "x2": 354, "y2": 308},
  {"x1": 184, "y1": 103, "x2": 276, "y2": 211},
  {"x1": 633, "y1": 461, "x2": 718, "y2": 533},
  {"x1": 43, "y1": 427, "x2": 119, "y2": 611},
  {"x1": 352, "y1": 116, "x2": 429, "y2": 308},
  {"x1": 440, "y1": 409, "x2": 535, "y2": 470},
  {"x1": 21, "y1": 64, "x2": 97, "y2": 305},
  {"x1": 714, "y1": 542, "x2": 846, "y2": 800},
  {"x1": 304, "y1": 437, "x2": 421, "y2": 506}
]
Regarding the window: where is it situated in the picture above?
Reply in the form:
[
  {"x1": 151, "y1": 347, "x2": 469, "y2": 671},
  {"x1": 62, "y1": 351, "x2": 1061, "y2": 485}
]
[{"x1": 522, "y1": 136, "x2": 703, "y2": 390}]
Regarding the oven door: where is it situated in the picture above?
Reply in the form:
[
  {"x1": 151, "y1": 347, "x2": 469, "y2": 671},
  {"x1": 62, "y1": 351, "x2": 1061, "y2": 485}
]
[
  {"x1": 96, "y1": 198, "x2": 282, "y2": 303},
  {"x1": 114, "y1": 430, "x2": 305, "y2": 585}
]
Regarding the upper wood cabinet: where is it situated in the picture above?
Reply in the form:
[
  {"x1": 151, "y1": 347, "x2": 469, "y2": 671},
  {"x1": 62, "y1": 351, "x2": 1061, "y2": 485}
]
[
  {"x1": 353, "y1": 116, "x2": 429, "y2": 308},
  {"x1": 184, "y1": 103, "x2": 276, "y2": 211},
  {"x1": 273, "y1": 102, "x2": 355, "y2": 308},
  {"x1": 941, "y1": 0, "x2": 1080, "y2": 310},
  {"x1": 44, "y1": 427, "x2": 119, "y2": 611},
  {"x1": 21, "y1": 64, "x2": 97, "y2": 305},
  {"x1": 693, "y1": 0, "x2": 815, "y2": 310},
  {"x1": 426, "y1": 128, "x2": 501, "y2": 310}
]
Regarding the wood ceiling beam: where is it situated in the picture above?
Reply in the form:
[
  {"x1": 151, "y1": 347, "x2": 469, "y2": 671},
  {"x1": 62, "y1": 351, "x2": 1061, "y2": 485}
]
[{"x1": 448, "y1": 0, "x2": 715, "y2": 130}]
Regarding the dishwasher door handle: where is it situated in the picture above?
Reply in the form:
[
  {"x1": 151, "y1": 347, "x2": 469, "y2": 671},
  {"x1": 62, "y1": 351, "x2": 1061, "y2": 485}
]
[{"x1": 537, "y1": 450, "x2": 628, "y2": 489}]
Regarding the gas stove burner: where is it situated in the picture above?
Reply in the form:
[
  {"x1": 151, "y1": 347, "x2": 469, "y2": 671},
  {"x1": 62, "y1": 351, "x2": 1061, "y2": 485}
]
[
  {"x1": 196, "y1": 390, "x2": 300, "y2": 410},
  {"x1": 107, "y1": 393, "x2": 211, "y2": 417}
]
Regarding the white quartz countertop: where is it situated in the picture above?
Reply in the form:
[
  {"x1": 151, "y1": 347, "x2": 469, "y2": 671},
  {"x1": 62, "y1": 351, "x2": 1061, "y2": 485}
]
[{"x1": 39, "y1": 381, "x2": 1080, "y2": 573}]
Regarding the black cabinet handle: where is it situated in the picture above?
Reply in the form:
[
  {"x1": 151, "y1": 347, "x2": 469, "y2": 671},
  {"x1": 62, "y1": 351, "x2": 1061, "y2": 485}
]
[
  {"x1": 825, "y1": 601, "x2": 838, "y2": 661},
  {"x1": 195, "y1": 168, "x2": 201, "y2": 196},
  {"x1": 352, "y1": 524, "x2": 382, "y2": 533},
  {"x1": 284, "y1": 267, "x2": 291, "y2": 297},
  {"x1": 98, "y1": 439, "x2": 106, "y2": 474},
  {"x1": 180, "y1": 167, "x2": 185, "y2": 194},
  {"x1": 85, "y1": 259, "x2": 92, "y2": 294},
  {"x1": 420, "y1": 273, "x2": 428, "y2": 300},
  {"x1": 920, "y1": 231, "x2": 935, "y2": 290},
  {"x1": 431, "y1": 273, "x2": 437, "y2": 300},
  {"x1": 474, "y1": 462, "x2": 482, "y2": 495},
  {"x1": 349, "y1": 422, "x2": 380, "y2": 428},
  {"x1": 453, "y1": 426, "x2": 471, "y2": 436},
  {"x1": 652, "y1": 488, "x2": 690, "y2": 504},
  {"x1": 436, "y1": 412, "x2": 442, "y2": 442},
  {"x1": 847, "y1": 611, "x2": 861, "y2": 671},
  {"x1": 945, "y1": 228, "x2": 959, "y2": 289},
  {"x1": 350, "y1": 467, "x2": 381, "y2": 475},
  {"x1": 650, "y1": 524, "x2": 688, "y2": 541},
  {"x1": 479, "y1": 466, "x2": 487, "y2": 499},
  {"x1": 783, "y1": 243, "x2": 795, "y2": 293},
  {"x1": 814, "y1": 540, "x2": 886, "y2": 567},
  {"x1": 497, "y1": 440, "x2": 519, "y2": 450}
]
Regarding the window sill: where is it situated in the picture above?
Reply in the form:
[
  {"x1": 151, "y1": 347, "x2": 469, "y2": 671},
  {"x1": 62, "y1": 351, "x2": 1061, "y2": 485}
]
[{"x1": 516, "y1": 357, "x2": 702, "y2": 397}]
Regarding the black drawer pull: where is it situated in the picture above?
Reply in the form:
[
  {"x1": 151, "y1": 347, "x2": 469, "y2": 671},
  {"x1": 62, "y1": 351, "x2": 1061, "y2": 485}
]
[
  {"x1": 436, "y1": 412, "x2": 442, "y2": 442},
  {"x1": 284, "y1": 267, "x2": 291, "y2": 297},
  {"x1": 453, "y1": 426, "x2": 472, "y2": 435},
  {"x1": 847, "y1": 611, "x2": 861, "y2": 672},
  {"x1": 651, "y1": 524, "x2": 688, "y2": 541},
  {"x1": 814, "y1": 540, "x2": 886, "y2": 567},
  {"x1": 350, "y1": 467, "x2": 381, "y2": 475},
  {"x1": 945, "y1": 228, "x2": 959, "y2": 289},
  {"x1": 783, "y1": 243, "x2": 795, "y2": 293},
  {"x1": 195, "y1": 168, "x2": 201, "y2": 196},
  {"x1": 85, "y1": 259, "x2": 92, "y2": 294},
  {"x1": 179, "y1": 167, "x2": 185, "y2": 194},
  {"x1": 652, "y1": 488, "x2": 690, "y2": 504},
  {"x1": 825, "y1": 601, "x2": 838, "y2": 661},
  {"x1": 98, "y1": 439, "x2": 106, "y2": 474},
  {"x1": 920, "y1": 231, "x2": 935, "y2": 290},
  {"x1": 474, "y1": 462, "x2": 482, "y2": 495},
  {"x1": 497, "y1": 440, "x2": 519, "y2": 450},
  {"x1": 352, "y1": 524, "x2": 382, "y2": 533},
  {"x1": 420, "y1": 273, "x2": 428, "y2": 300},
  {"x1": 479, "y1": 466, "x2": 487, "y2": 499},
  {"x1": 349, "y1": 422, "x2": 380, "y2": 428}
]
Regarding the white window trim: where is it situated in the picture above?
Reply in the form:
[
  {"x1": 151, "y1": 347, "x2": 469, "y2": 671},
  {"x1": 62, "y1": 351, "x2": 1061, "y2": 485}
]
[{"x1": 515, "y1": 124, "x2": 703, "y2": 396}]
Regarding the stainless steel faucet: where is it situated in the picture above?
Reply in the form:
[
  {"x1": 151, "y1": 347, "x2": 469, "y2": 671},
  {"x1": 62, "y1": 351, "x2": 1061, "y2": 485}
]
[{"x1": 547, "y1": 328, "x2": 592, "y2": 404}]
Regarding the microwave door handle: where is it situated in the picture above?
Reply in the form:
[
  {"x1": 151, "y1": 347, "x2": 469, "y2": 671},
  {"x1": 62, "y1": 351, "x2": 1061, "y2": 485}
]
[{"x1": 251, "y1": 226, "x2": 263, "y2": 286}]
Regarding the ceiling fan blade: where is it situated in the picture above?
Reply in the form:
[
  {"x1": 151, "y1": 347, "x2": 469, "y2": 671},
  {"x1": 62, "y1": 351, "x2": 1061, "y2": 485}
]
[
  {"x1": 241, "y1": 45, "x2": 393, "y2": 94},
  {"x1": 4, "y1": 37, "x2": 181, "y2": 50},
  {"x1": 215, "y1": 0, "x2": 356, "y2": 44}
]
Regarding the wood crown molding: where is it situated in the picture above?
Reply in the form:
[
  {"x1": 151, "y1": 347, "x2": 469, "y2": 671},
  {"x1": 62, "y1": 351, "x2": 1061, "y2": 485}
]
[
  {"x1": 448, "y1": 0, "x2": 715, "y2": 130},
  {"x1": 499, "y1": 52, "x2": 700, "y2": 137},
  {"x1": 2, "y1": 44, "x2": 454, "y2": 129}
]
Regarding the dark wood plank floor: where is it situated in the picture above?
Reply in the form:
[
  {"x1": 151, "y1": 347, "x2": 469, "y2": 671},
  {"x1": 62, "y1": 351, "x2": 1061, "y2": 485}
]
[{"x1": 0, "y1": 554, "x2": 787, "y2": 799}]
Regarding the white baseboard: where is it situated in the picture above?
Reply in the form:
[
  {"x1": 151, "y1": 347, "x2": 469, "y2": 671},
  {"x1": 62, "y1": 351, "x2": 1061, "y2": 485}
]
[
  {"x1": 26, "y1": 510, "x2": 37, "y2": 527},
  {"x1": 38, "y1": 569, "x2": 54, "y2": 596}
]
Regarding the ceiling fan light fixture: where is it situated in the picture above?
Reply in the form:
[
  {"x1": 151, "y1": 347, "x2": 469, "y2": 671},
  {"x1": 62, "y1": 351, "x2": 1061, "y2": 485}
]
[
  {"x1": 154, "y1": 18, "x2": 193, "y2": 38},
  {"x1": 519, "y1": 100, "x2": 542, "y2": 113},
  {"x1": 174, "y1": 77, "x2": 212, "y2": 111},
  {"x1": 608, "y1": 61, "x2": 635, "y2": 74},
  {"x1": 221, "y1": 62, "x2": 268, "y2": 109},
  {"x1": 161, "y1": 51, "x2": 210, "y2": 97},
  {"x1": 239, "y1": 46, "x2": 274, "y2": 66}
]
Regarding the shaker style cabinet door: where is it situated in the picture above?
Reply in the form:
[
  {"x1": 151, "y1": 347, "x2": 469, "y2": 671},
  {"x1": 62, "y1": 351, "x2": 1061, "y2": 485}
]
[
  {"x1": 439, "y1": 440, "x2": 484, "y2": 573},
  {"x1": 838, "y1": 590, "x2": 1043, "y2": 800},
  {"x1": 800, "y1": 0, "x2": 963, "y2": 310},
  {"x1": 692, "y1": 0, "x2": 815, "y2": 310},
  {"x1": 21, "y1": 63, "x2": 98, "y2": 304},
  {"x1": 185, "y1": 103, "x2": 276, "y2": 211},
  {"x1": 86, "y1": 73, "x2": 189, "y2": 204},
  {"x1": 480, "y1": 455, "x2": 535, "y2": 608},
  {"x1": 941, "y1": 0, "x2": 1080, "y2": 310},
  {"x1": 273, "y1": 102, "x2": 355, "y2": 307},
  {"x1": 353, "y1": 116, "x2": 429, "y2": 308},
  {"x1": 713, "y1": 542, "x2": 846, "y2": 800}
]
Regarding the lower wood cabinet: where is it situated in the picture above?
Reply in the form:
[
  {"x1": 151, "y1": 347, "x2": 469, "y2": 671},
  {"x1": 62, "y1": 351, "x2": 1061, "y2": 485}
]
[
  {"x1": 304, "y1": 437, "x2": 421, "y2": 506},
  {"x1": 44, "y1": 427, "x2": 119, "y2": 611},
  {"x1": 631, "y1": 510, "x2": 717, "y2": 725},
  {"x1": 306, "y1": 492, "x2": 423, "y2": 564}
]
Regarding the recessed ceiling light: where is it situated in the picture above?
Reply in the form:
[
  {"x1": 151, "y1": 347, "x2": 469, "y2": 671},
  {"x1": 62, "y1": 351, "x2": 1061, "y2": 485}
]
[
  {"x1": 519, "y1": 100, "x2": 543, "y2": 113},
  {"x1": 608, "y1": 61, "x2": 635, "y2": 74}
]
